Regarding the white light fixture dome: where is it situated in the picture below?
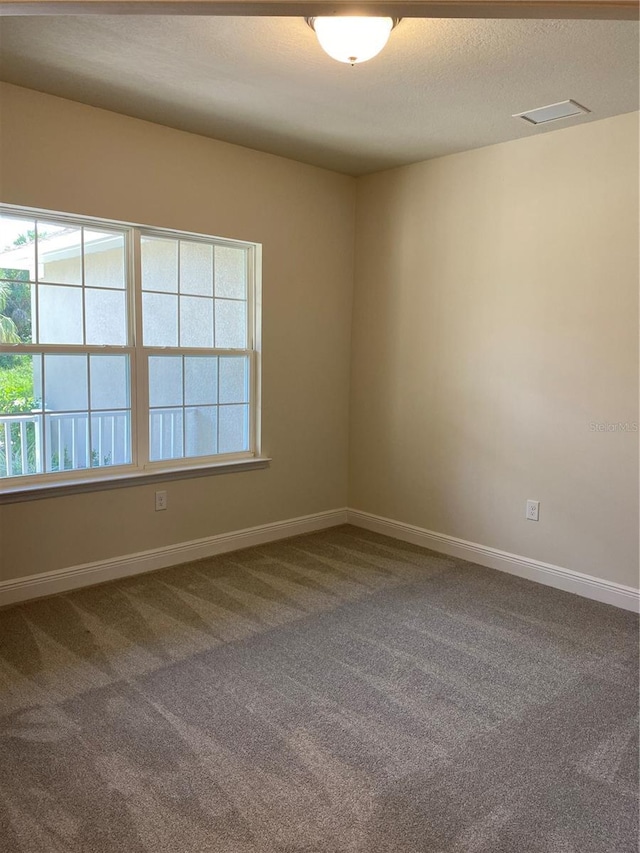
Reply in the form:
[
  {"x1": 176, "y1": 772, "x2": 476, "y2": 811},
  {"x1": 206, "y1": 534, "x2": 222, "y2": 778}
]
[{"x1": 306, "y1": 16, "x2": 400, "y2": 65}]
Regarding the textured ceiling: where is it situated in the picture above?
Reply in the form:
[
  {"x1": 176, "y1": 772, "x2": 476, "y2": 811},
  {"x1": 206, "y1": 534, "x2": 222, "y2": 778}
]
[{"x1": 0, "y1": 15, "x2": 637, "y2": 174}]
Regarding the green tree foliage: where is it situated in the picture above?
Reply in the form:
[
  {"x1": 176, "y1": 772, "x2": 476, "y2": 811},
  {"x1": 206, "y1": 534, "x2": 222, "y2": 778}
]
[
  {"x1": 0, "y1": 231, "x2": 37, "y2": 412},
  {"x1": 0, "y1": 356, "x2": 37, "y2": 413},
  {"x1": 0, "y1": 230, "x2": 32, "y2": 343},
  {"x1": 0, "y1": 281, "x2": 21, "y2": 344}
]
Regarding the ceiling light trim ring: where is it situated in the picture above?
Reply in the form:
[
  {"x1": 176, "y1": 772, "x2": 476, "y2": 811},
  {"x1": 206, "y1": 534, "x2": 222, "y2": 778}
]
[{"x1": 305, "y1": 17, "x2": 402, "y2": 31}]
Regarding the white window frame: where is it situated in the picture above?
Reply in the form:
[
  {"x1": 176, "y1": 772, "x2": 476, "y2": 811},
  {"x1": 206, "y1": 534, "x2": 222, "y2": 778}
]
[{"x1": 0, "y1": 203, "x2": 264, "y2": 500}]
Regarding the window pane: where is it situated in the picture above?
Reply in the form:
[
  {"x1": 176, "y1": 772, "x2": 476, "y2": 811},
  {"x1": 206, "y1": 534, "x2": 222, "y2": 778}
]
[
  {"x1": 143, "y1": 292, "x2": 178, "y2": 347},
  {"x1": 38, "y1": 284, "x2": 83, "y2": 344},
  {"x1": 46, "y1": 412, "x2": 89, "y2": 471},
  {"x1": 0, "y1": 215, "x2": 36, "y2": 282},
  {"x1": 38, "y1": 222, "x2": 82, "y2": 285},
  {"x1": 219, "y1": 356, "x2": 248, "y2": 404},
  {"x1": 215, "y1": 299, "x2": 246, "y2": 349},
  {"x1": 149, "y1": 409, "x2": 183, "y2": 461},
  {"x1": 0, "y1": 355, "x2": 42, "y2": 478},
  {"x1": 44, "y1": 355, "x2": 88, "y2": 411},
  {"x1": 185, "y1": 406, "x2": 217, "y2": 458},
  {"x1": 180, "y1": 241, "x2": 213, "y2": 296},
  {"x1": 180, "y1": 296, "x2": 213, "y2": 348},
  {"x1": 149, "y1": 356, "x2": 182, "y2": 408},
  {"x1": 0, "y1": 354, "x2": 41, "y2": 413},
  {"x1": 90, "y1": 355, "x2": 129, "y2": 410},
  {"x1": 215, "y1": 246, "x2": 246, "y2": 299},
  {"x1": 91, "y1": 411, "x2": 131, "y2": 467},
  {"x1": 185, "y1": 356, "x2": 217, "y2": 406},
  {"x1": 142, "y1": 237, "x2": 178, "y2": 293},
  {"x1": 84, "y1": 230, "x2": 126, "y2": 289},
  {"x1": 219, "y1": 404, "x2": 249, "y2": 453},
  {"x1": 0, "y1": 280, "x2": 34, "y2": 344},
  {"x1": 85, "y1": 288, "x2": 127, "y2": 345}
]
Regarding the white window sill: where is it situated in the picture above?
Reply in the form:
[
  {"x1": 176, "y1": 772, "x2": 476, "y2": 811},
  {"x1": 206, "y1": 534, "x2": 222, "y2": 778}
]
[{"x1": 0, "y1": 457, "x2": 271, "y2": 504}]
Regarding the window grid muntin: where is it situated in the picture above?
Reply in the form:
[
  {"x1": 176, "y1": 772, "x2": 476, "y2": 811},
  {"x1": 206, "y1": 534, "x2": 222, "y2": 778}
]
[
  {"x1": 0, "y1": 218, "x2": 130, "y2": 348},
  {"x1": 0, "y1": 205, "x2": 259, "y2": 486},
  {"x1": 6, "y1": 350, "x2": 133, "y2": 476},
  {"x1": 140, "y1": 229, "x2": 249, "y2": 351},
  {"x1": 147, "y1": 352, "x2": 251, "y2": 463}
]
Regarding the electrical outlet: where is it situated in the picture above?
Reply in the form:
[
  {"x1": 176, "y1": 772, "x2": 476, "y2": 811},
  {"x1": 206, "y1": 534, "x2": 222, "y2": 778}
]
[
  {"x1": 155, "y1": 490, "x2": 168, "y2": 512},
  {"x1": 526, "y1": 499, "x2": 539, "y2": 522}
]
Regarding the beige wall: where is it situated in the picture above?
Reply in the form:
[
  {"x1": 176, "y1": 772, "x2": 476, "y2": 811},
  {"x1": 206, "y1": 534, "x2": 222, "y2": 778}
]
[
  {"x1": 1, "y1": 83, "x2": 638, "y2": 592},
  {"x1": 350, "y1": 111, "x2": 639, "y2": 587},
  {"x1": 0, "y1": 83, "x2": 355, "y2": 581}
]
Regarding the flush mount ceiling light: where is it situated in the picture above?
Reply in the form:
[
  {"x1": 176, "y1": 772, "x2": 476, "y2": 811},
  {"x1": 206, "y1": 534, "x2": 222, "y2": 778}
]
[{"x1": 306, "y1": 16, "x2": 401, "y2": 65}]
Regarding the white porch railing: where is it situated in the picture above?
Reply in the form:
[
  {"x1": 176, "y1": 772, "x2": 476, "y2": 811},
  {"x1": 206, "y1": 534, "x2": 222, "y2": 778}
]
[
  {"x1": 0, "y1": 410, "x2": 131, "y2": 478},
  {"x1": 149, "y1": 407, "x2": 183, "y2": 461},
  {"x1": 0, "y1": 414, "x2": 41, "y2": 478},
  {"x1": 1, "y1": 407, "x2": 208, "y2": 477}
]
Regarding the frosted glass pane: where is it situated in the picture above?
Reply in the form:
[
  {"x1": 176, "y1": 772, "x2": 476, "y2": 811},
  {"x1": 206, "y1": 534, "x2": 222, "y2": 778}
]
[
  {"x1": 46, "y1": 413, "x2": 89, "y2": 471},
  {"x1": 44, "y1": 355, "x2": 88, "y2": 411},
  {"x1": 185, "y1": 407, "x2": 217, "y2": 458},
  {"x1": 218, "y1": 404, "x2": 249, "y2": 454},
  {"x1": 90, "y1": 355, "x2": 129, "y2": 410},
  {"x1": 149, "y1": 409, "x2": 183, "y2": 461},
  {"x1": 180, "y1": 242, "x2": 213, "y2": 296},
  {"x1": 219, "y1": 357, "x2": 248, "y2": 404},
  {"x1": 149, "y1": 356, "x2": 183, "y2": 408},
  {"x1": 143, "y1": 292, "x2": 178, "y2": 347},
  {"x1": 84, "y1": 230, "x2": 125, "y2": 289},
  {"x1": 91, "y1": 412, "x2": 131, "y2": 467},
  {"x1": 215, "y1": 299, "x2": 246, "y2": 349},
  {"x1": 0, "y1": 281, "x2": 34, "y2": 343},
  {"x1": 38, "y1": 222, "x2": 82, "y2": 285},
  {"x1": 39, "y1": 285, "x2": 83, "y2": 344},
  {"x1": 185, "y1": 357, "x2": 217, "y2": 406},
  {"x1": 0, "y1": 215, "x2": 35, "y2": 281},
  {"x1": 215, "y1": 246, "x2": 246, "y2": 299},
  {"x1": 141, "y1": 237, "x2": 178, "y2": 293},
  {"x1": 85, "y1": 288, "x2": 127, "y2": 345},
  {"x1": 180, "y1": 296, "x2": 213, "y2": 348}
]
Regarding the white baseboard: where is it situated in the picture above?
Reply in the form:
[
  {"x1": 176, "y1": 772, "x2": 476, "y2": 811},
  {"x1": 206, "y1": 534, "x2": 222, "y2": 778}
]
[
  {"x1": 347, "y1": 509, "x2": 640, "y2": 613},
  {"x1": 3, "y1": 506, "x2": 637, "y2": 613},
  {"x1": 0, "y1": 509, "x2": 349, "y2": 607}
]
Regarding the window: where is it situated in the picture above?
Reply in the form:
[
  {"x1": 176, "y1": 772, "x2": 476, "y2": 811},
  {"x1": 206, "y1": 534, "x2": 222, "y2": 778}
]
[{"x1": 0, "y1": 205, "x2": 261, "y2": 491}]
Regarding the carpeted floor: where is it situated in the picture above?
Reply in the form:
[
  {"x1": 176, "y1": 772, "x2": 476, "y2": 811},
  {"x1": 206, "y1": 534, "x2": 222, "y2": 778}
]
[{"x1": 0, "y1": 525, "x2": 637, "y2": 852}]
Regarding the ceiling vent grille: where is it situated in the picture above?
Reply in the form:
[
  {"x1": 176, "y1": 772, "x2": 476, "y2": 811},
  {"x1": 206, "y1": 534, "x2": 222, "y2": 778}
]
[{"x1": 513, "y1": 100, "x2": 590, "y2": 126}]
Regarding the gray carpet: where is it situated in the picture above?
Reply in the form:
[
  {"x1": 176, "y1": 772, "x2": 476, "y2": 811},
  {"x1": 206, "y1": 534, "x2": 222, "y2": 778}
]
[{"x1": 0, "y1": 525, "x2": 637, "y2": 852}]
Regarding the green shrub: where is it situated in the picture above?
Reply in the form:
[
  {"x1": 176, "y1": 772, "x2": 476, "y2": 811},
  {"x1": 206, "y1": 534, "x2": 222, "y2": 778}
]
[{"x1": 0, "y1": 357, "x2": 38, "y2": 414}]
